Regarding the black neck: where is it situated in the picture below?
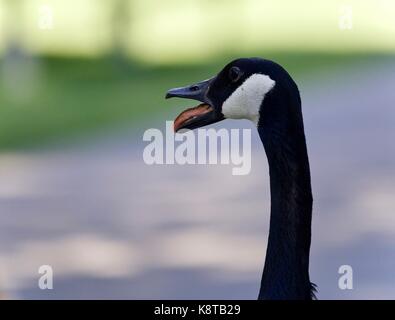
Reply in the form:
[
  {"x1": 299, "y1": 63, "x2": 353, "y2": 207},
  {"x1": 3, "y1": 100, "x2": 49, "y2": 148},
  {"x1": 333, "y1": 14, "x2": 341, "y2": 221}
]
[{"x1": 257, "y1": 86, "x2": 313, "y2": 300}]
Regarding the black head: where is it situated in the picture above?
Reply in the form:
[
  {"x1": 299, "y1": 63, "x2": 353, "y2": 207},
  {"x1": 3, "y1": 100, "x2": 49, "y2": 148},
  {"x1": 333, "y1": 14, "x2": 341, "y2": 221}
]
[{"x1": 166, "y1": 57, "x2": 300, "y2": 132}]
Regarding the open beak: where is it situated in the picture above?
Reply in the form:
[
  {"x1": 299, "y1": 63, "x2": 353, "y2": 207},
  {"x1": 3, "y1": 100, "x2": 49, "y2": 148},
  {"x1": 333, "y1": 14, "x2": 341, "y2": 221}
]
[{"x1": 166, "y1": 78, "x2": 224, "y2": 132}]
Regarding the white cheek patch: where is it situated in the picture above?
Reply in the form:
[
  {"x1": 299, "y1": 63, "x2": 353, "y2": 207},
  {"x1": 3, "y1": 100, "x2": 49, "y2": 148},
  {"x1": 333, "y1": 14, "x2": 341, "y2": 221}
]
[{"x1": 221, "y1": 74, "x2": 275, "y2": 125}]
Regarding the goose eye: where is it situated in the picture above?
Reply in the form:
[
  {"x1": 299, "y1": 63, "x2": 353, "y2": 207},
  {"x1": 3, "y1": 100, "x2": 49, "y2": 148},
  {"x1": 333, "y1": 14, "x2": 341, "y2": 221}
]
[{"x1": 228, "y1": 66, "x2": 242, "y2": 82}]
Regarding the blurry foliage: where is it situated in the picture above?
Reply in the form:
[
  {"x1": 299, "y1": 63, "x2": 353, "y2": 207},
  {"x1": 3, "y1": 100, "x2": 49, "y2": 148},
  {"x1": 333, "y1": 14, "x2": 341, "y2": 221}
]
[
  {"x1": 0, "y1": 52, "x2": 391, "y2": 150},
  {"x1": 0, "y1": 0, "x2": 393, "y2": 149}
]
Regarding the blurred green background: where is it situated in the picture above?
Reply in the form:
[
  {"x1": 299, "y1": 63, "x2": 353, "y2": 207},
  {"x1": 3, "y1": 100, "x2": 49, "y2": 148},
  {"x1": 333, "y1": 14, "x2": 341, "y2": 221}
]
[{"x1": 0, "y1": 0, "x2": 394, "y2": 149}]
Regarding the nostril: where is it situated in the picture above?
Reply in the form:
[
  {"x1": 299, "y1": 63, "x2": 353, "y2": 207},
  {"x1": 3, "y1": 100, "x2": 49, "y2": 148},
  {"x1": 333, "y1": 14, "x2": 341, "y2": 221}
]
[{"x1": 189, "y1": 85, "x2": 199, "y2": 91}]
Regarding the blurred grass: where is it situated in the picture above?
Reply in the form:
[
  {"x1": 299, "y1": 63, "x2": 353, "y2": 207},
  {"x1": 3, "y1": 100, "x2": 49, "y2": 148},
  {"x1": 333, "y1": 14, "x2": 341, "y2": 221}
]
[{"x1": 0, "y1": 52, "x2": 391, "y2": 150}]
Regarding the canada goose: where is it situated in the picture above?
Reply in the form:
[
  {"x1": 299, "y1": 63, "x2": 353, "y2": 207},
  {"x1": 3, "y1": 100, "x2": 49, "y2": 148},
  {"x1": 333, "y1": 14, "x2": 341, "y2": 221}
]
[{"x1": 166, "y1": 58, "x2": 315, "y2": 300}]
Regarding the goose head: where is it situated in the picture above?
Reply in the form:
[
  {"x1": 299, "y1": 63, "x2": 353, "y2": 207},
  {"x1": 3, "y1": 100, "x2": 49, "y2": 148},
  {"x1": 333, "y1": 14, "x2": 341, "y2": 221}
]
[{"x1": 165, "y1": 57, "x2": 297, "y2": 132}]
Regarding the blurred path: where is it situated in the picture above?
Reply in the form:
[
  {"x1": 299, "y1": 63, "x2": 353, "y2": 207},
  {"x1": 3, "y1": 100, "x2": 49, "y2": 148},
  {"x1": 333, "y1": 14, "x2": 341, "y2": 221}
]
[{"x1": 0, "y1": 61, "x2": 394, "y2": 299}]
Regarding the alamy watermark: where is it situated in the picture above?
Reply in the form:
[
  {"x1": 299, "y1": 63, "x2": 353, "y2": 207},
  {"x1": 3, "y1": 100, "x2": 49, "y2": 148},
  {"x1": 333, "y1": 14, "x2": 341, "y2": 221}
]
[
  {"x1": 338, "y1": 4, "x2": 353, "y2": 30},
  {"x1": 338, "y1": 264, "x2": 353, "y2": 290},
  {"x1": 38, "y1": 265, "x2": 53, "y2": 290},
  {"x1": 143, "y1": 121, "x2": 252, "y2": 175},
  {"x1": 38, "y1": 5, "x2": 54, "y2": 30}
]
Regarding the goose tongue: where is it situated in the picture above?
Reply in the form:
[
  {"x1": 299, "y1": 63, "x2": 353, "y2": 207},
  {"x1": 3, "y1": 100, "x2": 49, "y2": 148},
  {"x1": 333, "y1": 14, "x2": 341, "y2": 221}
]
[{"x1": 173, "y1": 104, "x2": 213, "y2": 132}]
